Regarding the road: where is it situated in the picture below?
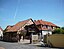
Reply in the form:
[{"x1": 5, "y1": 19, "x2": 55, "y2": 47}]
[{"x1": 0, "y1": 41, "x2": 59, "y2": 49}]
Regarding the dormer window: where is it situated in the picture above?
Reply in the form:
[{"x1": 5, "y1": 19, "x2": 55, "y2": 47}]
[
  {"x1": 42, "y1": 25, "x2": 46, "y2": 28},
  {"x1": 48, "y1": 26, "x2": 52, "y2": 30},
  {"x1": 48, "y1": 26, "x2": 50, "y2": 29}
]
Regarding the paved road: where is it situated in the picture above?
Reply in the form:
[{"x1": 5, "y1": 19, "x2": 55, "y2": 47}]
[{"x1": 0, "y1": 41, "x2": 59, "y2": 49}]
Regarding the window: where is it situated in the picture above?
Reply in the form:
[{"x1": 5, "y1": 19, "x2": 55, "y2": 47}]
[
  {"x1": 48, "y1": 26, "x2": 52, "y2": 29},
  {"x1": 42, "y1": 25, "x2": 46, "y2": 28}
]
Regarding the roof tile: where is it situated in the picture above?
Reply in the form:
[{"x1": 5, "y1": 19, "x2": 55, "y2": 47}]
[
  {"x1": 34, "y1": 20, "x2": 58, "y2": 26},
  {"x1": 6, "y1": 19, "x2": 33, "y2": 32}
]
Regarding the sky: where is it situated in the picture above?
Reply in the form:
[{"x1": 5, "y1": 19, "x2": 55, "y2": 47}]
[{"x1": 0, "y1": 0, "x2": 64, "y2": 29}]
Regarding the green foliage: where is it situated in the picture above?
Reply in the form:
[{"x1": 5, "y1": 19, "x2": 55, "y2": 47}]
[
  {"x1": 61, "y1": 29, "x2": 64, "y2": 34},
  {"x1": 53, "y1": 28, "x2": 64, "y2": 34},
  {"x1": 62, "y1": 27, "x2": 64, "y2": 30}
]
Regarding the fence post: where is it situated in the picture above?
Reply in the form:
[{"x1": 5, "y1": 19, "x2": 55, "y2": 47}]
[{"x1": 47, "y1": 34, "x2": 48, "y2": 45}]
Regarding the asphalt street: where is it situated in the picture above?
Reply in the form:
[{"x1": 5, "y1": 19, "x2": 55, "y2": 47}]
[{"x1": 0, "y1": 41, "x2": 60, "y2": 49}]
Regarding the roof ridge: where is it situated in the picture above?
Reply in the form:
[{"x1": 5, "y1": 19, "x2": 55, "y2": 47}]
[
  {"x1": 35, "y1": 19, "x2": 59, "y2": 27},
  {"x1": 38, "y1": 20, "x2": 42, "y2": 24},
  {"x1": 18, "y1": 18, "x2": 32, "y2": 23}
]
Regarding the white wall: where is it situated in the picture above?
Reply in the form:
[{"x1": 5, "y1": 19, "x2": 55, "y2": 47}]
[
  {"x1": 42, "y1": 30, "x2": 52, "y2": 35},
  {"x1": 0, "y1": 30, "x2": 3, "y2": 37},
  {"x1": 39, "y1": 30, "x2": 52, "y2": 42}
]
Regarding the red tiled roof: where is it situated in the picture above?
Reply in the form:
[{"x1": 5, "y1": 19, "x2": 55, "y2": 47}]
[
  {"x1": 34, "y1": 20, "x2": 59, "y2": 31},
  {"x1": 34, "y1": 20, "x2": 58, "y2": 27},
  {"x1": 6, "y1": 25, "x2": 13, "y2": 30},
  {"x1": 6, "y1": 19, "x2": 33, "y2": 32}
]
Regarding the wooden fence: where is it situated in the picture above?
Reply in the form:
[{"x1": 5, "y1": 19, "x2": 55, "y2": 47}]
[{"x1": 44, "y1": 34, "x2": 64, "y2": 47}]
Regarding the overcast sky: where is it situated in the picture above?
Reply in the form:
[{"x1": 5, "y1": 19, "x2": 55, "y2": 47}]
[{"x1": 0, "y1": 0, "x2": 64, "y2": 29}]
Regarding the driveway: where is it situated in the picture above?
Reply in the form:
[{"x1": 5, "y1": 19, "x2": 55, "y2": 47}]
[{"x1": 0, "y1": 41, "x2": 59, "y2": 49}]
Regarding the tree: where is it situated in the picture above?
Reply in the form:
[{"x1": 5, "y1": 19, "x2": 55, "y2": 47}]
[
  {"x1": 52, "y1": 28, "x2": 61, "y2": 34},
  {"x1": 62, "y1": 27, "x2": 64, "y2": 30},
  {"x1": 61, "y1": 29, "x2": 64, "y2": 34},
  {"x1": 52, "y1": 28, "x2": 64, "y2": 34}
]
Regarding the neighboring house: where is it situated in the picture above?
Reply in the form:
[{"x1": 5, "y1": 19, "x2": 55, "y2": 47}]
[
  {"x1": 3, "y1": 18, "x2": 39, "y2": 42},
  {"x1": 6, "y1": 25, "x2": 13, "y2": 30},
  {"x1": 0, "y1": 27, "x2": 3, "y2": 40},
  {"x1": 4, "y1": 25, "x2": 13, "y2": 32},
  {"x1": 34, "y1": 20, "x2": 59, "y2": 40}
]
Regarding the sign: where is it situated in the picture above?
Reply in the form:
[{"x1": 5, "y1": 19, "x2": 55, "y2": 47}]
[{"x1": 32, "y1": 35, "x2": 38, "y2": 43}]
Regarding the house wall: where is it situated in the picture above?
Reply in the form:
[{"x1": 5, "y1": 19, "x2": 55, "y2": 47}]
[
  {"x1": 42, "y1": 25, "x2": 58, "y2": 31},
  {"x1": 26, "y1": 20, "x2": 33, "y2": 25},
  {"x1": 42, "y1": 30, "x2": 52, "y2": 35},
  {"x1": 38, "y1": 30, "x2": 52, "y2": 42},
  {"x1": 32, "y1": 34, "x2": 38, "y2": 44},
  {"x1": 0, "y1": 30, "x2": 3, "y2": 37},
  {"x1": 19, "y1": 19, "x2": 34, "y2": 31},
  {"x1": 3, "y1": 32, "x2": 18, "y2": 42},
  {"x1": 23, "y1": 20, "x2": 34, "y2": 27},
  {"x1": 17, "y1": 20, "x2": 39, "y2": 41}
]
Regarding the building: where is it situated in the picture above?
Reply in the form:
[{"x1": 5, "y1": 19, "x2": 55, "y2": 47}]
[
  {"x1": 0, "y1": 27, "x2": 3, "y2": 40},
  {"x1": 34, "y1": 20, "x2": 59, "y2": 41},
  {"x1": 3, "y1": 18, "x2": 39, "y2": 42},
  {"x1": 3, "y1": 19, "x2": 60, "y2": 42}
]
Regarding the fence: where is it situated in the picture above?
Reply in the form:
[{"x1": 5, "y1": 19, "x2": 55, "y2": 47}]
[{"x1": 44, "y1": 34, "x2": 64, "y2": 47}]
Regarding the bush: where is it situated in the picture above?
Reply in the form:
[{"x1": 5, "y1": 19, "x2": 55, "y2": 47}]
[
  {"x1": 52, "y1": 28, "x2": 64, "y2": 34},
  {"x1": 62, "y1": 27, "x2": 64, "y2": 30}
]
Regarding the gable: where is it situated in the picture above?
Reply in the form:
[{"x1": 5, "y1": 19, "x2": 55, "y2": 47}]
[
  {"x1": 6, "y1": 19, "x2": 34, "y2": 32},
  {"x1": 18, "y1": 19, "x2": 34, "y2": 31},
  {"x1": 24, "y1": 19, "x2": 34, "y2": 26}
]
